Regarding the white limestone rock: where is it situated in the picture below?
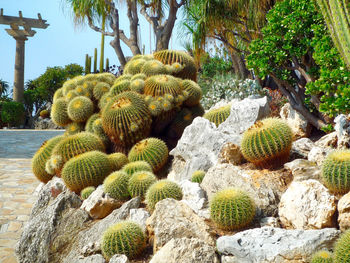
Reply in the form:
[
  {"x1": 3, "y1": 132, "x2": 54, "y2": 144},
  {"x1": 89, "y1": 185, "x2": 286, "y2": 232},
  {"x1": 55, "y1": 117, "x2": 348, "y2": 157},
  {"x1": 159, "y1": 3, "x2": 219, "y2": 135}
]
[
  {"x1": 179, "y1": 180, "x2": 207, "y2": 213},
  {"x1": 338, "y1": 192, "x2": 350, "y2": 232},
  {"x1": 127, "y1": 208, "x2": 150, "y2": 232},
  {"x1": 280, "y1": 103, "x2": 311, "y2": 139}
]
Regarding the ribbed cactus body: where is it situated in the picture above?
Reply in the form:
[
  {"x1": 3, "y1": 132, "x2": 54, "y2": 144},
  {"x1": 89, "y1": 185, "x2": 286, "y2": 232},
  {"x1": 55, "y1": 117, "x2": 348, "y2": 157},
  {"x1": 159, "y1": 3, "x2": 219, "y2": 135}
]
[
  {"x1": 146, "y1": 179, "x2": 183, "y2": 210},
  {"x1": 122, "y1": 161, "x2": 153, "y2": 176},
  {"x1": 130, "y1": 79, "x2": 145, "y2": 93},
  {"x1": 128, "y1": 138, "x2": 168, "y2": 173},
  {"x1": 65, "y1": 90, "x2": 79, "y2": 102},
  {"x1": 85, "y1": 113, "x2": 100, "y2": 132},
  {"x1": 39, "y1": 110, "x2": 49, "y2": 119},
  {"x1": 97, "y1": 73, "x2": 116, "y2": 85},
  {"x1": 67, "y1": 96, "x2": 94, "y2": 123},
  {"x1": 210, "y1": 188, "x2": 256, "y2": 230},
  {"x1": 92, "y1": 118, "x2": 111, "y2": 146},
  {"x1": 203, "y1": 104, "x2": 231, "y2": 127},
  {"x1": 141, "y1": 60, "x2": 167, "y2": 76},
  {"x1": 61, "y1": 151, "x2": 111, "y2": 193},
  {"x1": 110, "y1": 80, "x2": 131, "y2": 96},
  {"x1": 124, "y1": 58, "x2": 146, "y2": 75},
  {"x1": 101, "y1": 221, "x2": 146, "y2": 260},
  {"x1": 98, "y1": 93, "x2": 113, "y2": 110},
  {"x1": 53, "y1": 88, "x2": 64, "y2": 102},
  {"x1": 321, "y1": 150, "x2": 350, "y2": 193},
  {"x1": 131, "y1": 73, "x2": 147, "y2": 81},
  {"x1": 93, "y1": 82, "x2": 110, "y2": 100},
  {"x1": 101, "y1": 91, "x2": 152, "y2": 148},
  {"x1": 144, "y1": 74, "x2": 182, "y2": 97},
  {"x1": 51, "y1": 98, "x2": 71, "y2": 127},
  {"x1": 181, "y1": 80, "x2": 202, "y2": 106},
  {"x1": 108, "y1": 152, "x2": 129, "y2": 171},
  {"x1": 103, "y1": 171, "x2": 130, "y2": 200},
  {"x1": 311, "y1": 250, "x2": 333, "y2": 263},
  {"x1": 75, "y1": 85, "x2": 92, "y2": 99},
  {"x1": 335, "y1": 230, "x2": 350, "y2": 262},
  {"x1": 241, "y1": 118, "x2": 293, "y2": 169},
  {"x1": 62, "y1": 78, "x2": 78, "y2": 96},
  {"x1": 128, "y1": 171, "x2": 157, "y2": 198},
  {"x1": 191, "y1": 170, "x2": 206, "y2": 184},
  {"x1": 81, "y1": 186, "x2": 96, "y2": 200},
  {"x1": 64, "y1": 122, "x2": 85, "y2": 135},
  {"x1": 167, "y1": 108, "x2": 194, "y2": 139},
  {"x1": 32, "y1": 135, "x2": 64, "y2": 183}
]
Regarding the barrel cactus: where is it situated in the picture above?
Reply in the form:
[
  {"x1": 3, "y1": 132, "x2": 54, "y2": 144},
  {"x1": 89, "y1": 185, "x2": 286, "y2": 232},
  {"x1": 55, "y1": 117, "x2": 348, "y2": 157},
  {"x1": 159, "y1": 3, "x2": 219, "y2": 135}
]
[
  {"x1": 93, "y1": 82, "x2": 110, "y2": 100},
  {"x1": 241, "y1": 118, "x2": 293, "y2": 169},
  {"x1": 110, "y1": 80, "x2": 131, "y2": 96},
  {"x1": 131, "y1": 73, "x2": 146, "y2": 81},
  {"x1": 124, "y1": 58, "x2": 146, "y2": 75},
  {"x1": 103, "y1": 171, "x2": 130, "y2": 201},
  {"x1": 128, "y1": 171, "x2": 157, "y2": 198},
  {"x1": 67, "y1": 96, "x2": 94, "y2": 123},
  {"x1": 334, "y1": 230, "x2": 350, "y2": 262},
  {"x1": 146, "y1": 179, "x2": 183, "y2": 211},
  {"x1": 181, "y1": 79, "x2": 202, "y2": 106},
  {"x1": 53, "y1": 88, "x2": 64, "y2": 102},
  {"x1": 39, "y1": 109, "x2": 50, "y2": 119},
  {"x1": 108, "y1": 152, "x2": 129, "y2": 171},
  {"x1": 321, "y1": 150, "x2": 350, "y2": 193},
  {"x1": 191, "y1": 170, "x2": 206, "y2": 184},
  {"x1": 81, "y1": 186, "x2": 96, "y2": 200},
  {"x1": 101, "y1": 221, "x2": 146, "y2": 260},
  {"x1": 128, "y1": 138, "x2": 168, "y2": 173},
  {"x1": 144, "y1": 74, "x2": 182, "y2": 97},
  {"x1": 61, "y1": 151, "x2": 112, "y2": 193},
  {"x1": 141, "y1": 60, "x2": 167, "y2": 76},
  {"x1": 85, "y1": 113, "x2": 100, "y2": 132},
  {"x1": 32, "y1": 135, "x2": 64, "y2": 183},
  {"x1": 203, "y1": 104, "x2": 231, "y2": 127},
  {"x1": 130, "y1": 79, "x2": 145, "y2": 93},
  {"x1": 210, "y1": 188, "x2": 256, "y2": 230},
  {"x1": 122, "y1": 161, "x2": 153, "y2": 176},
  {"x1": 64, "y1": 122, "x2": 85, "y2": 135},
  {"x1": 51, "y1": 98, "x2": 71, "y2": 127},
  {"x1": 311, "y1": 250, "x2": 333, "y2": 263},
  {"x1": 101, "y1": 91, "x2": 152, "y2": 148}
]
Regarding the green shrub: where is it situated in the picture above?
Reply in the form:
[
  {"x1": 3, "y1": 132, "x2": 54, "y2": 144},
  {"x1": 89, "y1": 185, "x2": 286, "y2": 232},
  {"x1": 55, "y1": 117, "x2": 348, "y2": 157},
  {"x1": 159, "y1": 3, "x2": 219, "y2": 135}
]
[{"x1": 0, "y1": 101, "x2": 25, "y2": 127}]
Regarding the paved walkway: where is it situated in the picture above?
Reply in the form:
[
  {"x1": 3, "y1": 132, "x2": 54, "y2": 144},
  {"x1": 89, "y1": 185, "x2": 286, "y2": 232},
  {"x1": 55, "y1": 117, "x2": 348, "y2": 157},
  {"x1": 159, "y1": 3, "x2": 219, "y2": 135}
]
[{"x1": 0, "y1": 130, "x2": 64, "y2": 263}]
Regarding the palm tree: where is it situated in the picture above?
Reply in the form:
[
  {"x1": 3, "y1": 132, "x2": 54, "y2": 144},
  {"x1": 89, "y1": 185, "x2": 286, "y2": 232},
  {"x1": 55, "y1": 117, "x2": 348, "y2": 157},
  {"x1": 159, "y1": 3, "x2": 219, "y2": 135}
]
[{"x1": 0, "y1": 79, "x2": 10, "y2": 98}]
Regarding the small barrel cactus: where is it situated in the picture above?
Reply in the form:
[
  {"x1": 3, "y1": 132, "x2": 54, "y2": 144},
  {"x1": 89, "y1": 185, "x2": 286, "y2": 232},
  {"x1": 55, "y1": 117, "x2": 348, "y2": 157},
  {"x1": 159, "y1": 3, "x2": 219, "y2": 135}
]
[
  {"x1": 181, "y1": 80, "x2": 202, "y2": 106},
  {"x1": 203, "y1": 104, "x2": 231, "y2": 127},
  {"x1": 131, "y1": 73, "x2": 147, "y2": 81},
  {"x1": 61, "y1": 151, "x2": 112, "y2": 193},
  {"x1": 101, "y1": 221, "x2": 146, "y2": 260},
  {"x1": 321, "y1": 150, "x2": 350, "y2": 193},
  {"x1": 39, "y1": 109, "x2": 50, "y2": 119},
  {"x1": 124, "y1": 58, "x2": 146, "y2": 75},
  {"x1": 311, "y1": 250, "x2": 333, "y2": 263},
  {"x1": 110, "y1": 80, "x2": 131, "y2": 96},
  {"x1": 128, "y1": 138, "x2": 168, "y2": 173},
  {"x1": 93, "y1": 82, "x2": 110, "y2": 100},
  {"x1": 103, "y1": 171, "x2": 130, "y2": 201},
  {"x1": 146, "y1": 179, "x2": 183, "y2": 211},
  {"x1": 128, "y1": 171, "x2": 157, "y2": 199},
  {"x1": 64, "y1": 122, "x2": 85, "y2": 136},
  {"x1": 141, "y1": 60, "x2": 167, "y2": 76},
  {"x1": 191, "y1": 170, "x2": 206, "y2": 184},
  {"x1": 85, "y1": 113, "x2": 100, "y2": 132},
  {"x1": 122, "y1": 161, "x2": 153, "y2": 176},
  {"x1": 51, "y1": 98, "x2": 71, "y2": 127},
  {"x1": 334, "y1": 230, "x2": 350, "y2": 262},
  {"x1": 241, "y1": 118, "x2": 293, "y2": 169},
  {"x1": 53, "y1": 88, "x2": 64, "y2": 102},
  {"x1": 67, "y1": 96, "x2": 94, "y2": 123},
  {"x1": 144, "y1": 74, "x2": 182, "y2": 97},
  {"x1": 210, "y1": 188, "x2": 256, "y2": 230},
  {"x1": 81, "y1": 186, "x2": 96, "y2": 200},
  {"x1": 108, "y1": 152, "x2": 129, "y2": 171}
]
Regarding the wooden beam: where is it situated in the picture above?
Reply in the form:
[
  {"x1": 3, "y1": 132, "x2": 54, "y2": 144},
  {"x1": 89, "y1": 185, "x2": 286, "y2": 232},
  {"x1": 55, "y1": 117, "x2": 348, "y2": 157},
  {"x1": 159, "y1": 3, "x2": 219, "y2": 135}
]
[{"x1": 0, "y1": 9, "x2": 49, "y2": 29}]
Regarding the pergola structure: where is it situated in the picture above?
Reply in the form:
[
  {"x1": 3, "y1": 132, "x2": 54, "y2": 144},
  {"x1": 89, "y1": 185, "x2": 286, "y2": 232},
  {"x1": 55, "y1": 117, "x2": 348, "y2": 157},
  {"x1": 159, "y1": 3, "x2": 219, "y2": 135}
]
[{"x1": 0, "y1": 8, "x2": 49, "y2": 102}]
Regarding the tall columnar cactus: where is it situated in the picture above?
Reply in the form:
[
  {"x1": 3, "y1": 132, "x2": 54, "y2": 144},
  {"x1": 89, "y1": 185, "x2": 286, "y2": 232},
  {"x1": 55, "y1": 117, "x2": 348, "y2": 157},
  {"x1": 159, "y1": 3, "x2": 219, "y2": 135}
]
[
  {"x1": 210, "y1": 188, "x2": 256, "y2": 230},
  {"x1": 144, "y1": 74, "x2": 182, "y2": 97},
  {"x1": 145, "y1": 179, "x2": 183, "y2": 211},
  {"x1": 191, "y1": 170, "x2": 206, "y2": 184},
  {"x1": 203, "y1": 104, "x2": 231, "y2": 127},
  {"x1": 311, "y1": 250, "x2": 333, "y2": 263},
  {"x1": 334, "y1": 230, "x2": 350, "y2": 262},
  {"x1": 67, "y1": 96, "x2": 94, "y2": 123},
  {"x1": 101, "y1": 221, "x2": 146, "y2": 260},
  {"x1": 105, "y1": 58, "x2": 109, "y2": 70},
  {"x1": 321, "y1": 150, "x2": 350, "y2": 193},
  {"x1": 241, "y1": 118, "x2": 293, "y2": 169},
  {"x1": 103, "y1": 171, "x2": 130, "y2": 201},
  {"x1": 316, "y1": 0, "x2": 350, "y2": 69},
  {"x1": 101, "y1": 91, "x2": 152, "y2": 148},
  {"x1": 108, "y1": 152, "x2": 129, "y2": 171},
  {"x1": 85, "y1": 54, "x2": 91, "y2": 74},
  {"x1": 94, "y1": 48, "x2": 98, "y2": 73},
  {"x1": 32, "y1": 135, "x2": 64, "y2": 183},
  {"x1": 81, "y1": 186, "x2": 96, "y2": 200},
  {"x1": 128, "y1": 138, "x2": 168, "y2": 173},
  {"x1": 181, "y1": 79, "x2": 202, "y2": 106},
  {"x1": 122, "y1": 161, "x2": 153, "y2": 176},
  {"x1": 61, "y1": 151, "x2": 112, "y2": 193},
  {"x1": 51, "y1": 98, "x2": 71, "y2": 127},
  {"x1": 128, "y1": 171, "x2": 157, "y2": 198}
]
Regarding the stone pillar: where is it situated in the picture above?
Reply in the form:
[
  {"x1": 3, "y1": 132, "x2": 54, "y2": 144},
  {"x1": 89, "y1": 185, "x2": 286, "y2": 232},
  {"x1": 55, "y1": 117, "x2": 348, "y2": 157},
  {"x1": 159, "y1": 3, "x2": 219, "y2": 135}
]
[{"x1": 13, "y1": 37, "x2": 25, "y2": 103}]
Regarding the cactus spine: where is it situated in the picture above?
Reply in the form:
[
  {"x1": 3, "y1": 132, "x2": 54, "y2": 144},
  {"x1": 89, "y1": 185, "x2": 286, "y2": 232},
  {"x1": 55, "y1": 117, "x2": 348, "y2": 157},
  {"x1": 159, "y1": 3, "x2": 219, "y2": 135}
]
[
  {"x1": 334, "y1": 230, "x2": 350, "y2": 262},
  {"x1": 210, "y1": 188, "x2": 256, "y2": 230},
  {"x1": 51, "y1": 98, "x2": 71, "y2": 127},
  {"x1": 122, "y1": 161, "x2": 153, "y2": 176},
  {"x1": 103, "y1": 171, "x2": 130, "y2": 201},
  {"x1": 203, "y1": 104, "x2": 231, "y2": 127},
  {"x1": 128, "y1": 171, "x2": 157, "y2": 198}
]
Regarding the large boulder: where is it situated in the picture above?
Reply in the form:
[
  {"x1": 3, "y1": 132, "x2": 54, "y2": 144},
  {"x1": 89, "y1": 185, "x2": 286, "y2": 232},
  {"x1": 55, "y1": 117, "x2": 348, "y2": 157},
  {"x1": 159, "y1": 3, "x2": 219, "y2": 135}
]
[
  {"x1": 168, "y1": 97, "x2": 269, "y2": 182},
  {"x1": 291, "y1": 138, "x2": 315, "y2": 159},
  {"x1": 179, "y1": 180, "x2": 207, "y2": 213},
  {"x1": 338, "y1": 192, "x2": 350, "y2": 232},
  {"x1": 201, "y1": 163, "x2": 292, "y2": 217},
  {"x1": 335, "y1": 114, "x2": 350, "y2": 149},
  {"x1": 280, "y1": 103, "x2": 311, "y2": 139},
  {"x1": 146, "y1": 198, "x2": 214, "y2": 253},
  {"x1": 308, "y1": 146, "x2": 332, "y2": 166},
  {"x1": 278, "y1": 180, "x2": 336, "y2": 229},
  {"x1": 217, "y1": 227, "x2": 340, "y2": 263},
  {"x1": 150, "y1": 238, "x2": 219, "y2": 263},
  {"x1": 284, "y1": 159, "x2": 321, "y2": 182},
  {"x1": 34, "y1": 118, "x2": 62, "y2": 130}
]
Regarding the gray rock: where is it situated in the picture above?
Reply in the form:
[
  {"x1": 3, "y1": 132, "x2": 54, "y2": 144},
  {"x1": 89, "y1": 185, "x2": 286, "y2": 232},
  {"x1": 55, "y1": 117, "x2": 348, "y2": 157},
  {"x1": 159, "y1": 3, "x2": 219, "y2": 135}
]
[
  {"x1": 335, "y1": 114, "x2": 350, "y2": 149},
  {"x1": 308, "y1": 146, "x2": 332, "y2": 166},
  {"x1": 15, "y1": 191, "x2": 85, "y2": 263},
  {"x1": 279, "y1": 180, "x2": 336, "y2": 229},
  {"x1": 337, "y1": 192, "x2": 350, "y2": 232},
  {"x1": 168, "y1": 97, "x2": 270, "y2": 182},
  {"x1": 259, "y1": 217, "x2": 280, "y2": 228},
  {"x1": 127, "y1": 208, "x2": 150, "y2": 232},
  {"x1": 77, "y1": 254, "x2": 105, "y2": 263},
  {"x1": 146, "y1": 198, "x2": 214, "y2": 253},
  {"x1": 315, "y1": 132, "x2": 338, "y2": 148},
  {"x1": 217, "y1": 227, "x2": 340, "y2": 263},
  {"x1": 201, "y1": 163, "x2": 292, "y2": 217},
  {"x1": 34, "y1": 118, "x2": 62, "y2": 130},
  {"x1": 291, "y1": 138, "x2": 315, "y2": 159},
  {"x1": 218, "y1": 142, "x2": 245, "y2": 165},
  {"x1": 81, "y1": 242, "x2": 101, "y2": 257},
  {"x1": 179, "y1": 180, "x2": 207, "y2": 213},
  {"x1": 280, "y1": 103, "x2": 311, "y2": 139},
  {"x1": 150, "y1": 238, "x2": 219, "y2": 263},
  {"x1": 109, "y1": 254, "x2": 129, "y2": 263},
  {"x1": 284, "y1": 159, "x2": 321, "y2": 182}
]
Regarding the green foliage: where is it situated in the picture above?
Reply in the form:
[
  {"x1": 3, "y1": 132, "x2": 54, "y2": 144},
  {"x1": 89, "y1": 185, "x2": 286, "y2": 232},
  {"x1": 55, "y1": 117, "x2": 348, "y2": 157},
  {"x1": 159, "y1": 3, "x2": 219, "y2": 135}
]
[
  {"x1": 191, "y1": 170, "x2": 206, "y2": 184},
  {"x1": 311, "y1": 250, "x2": 333, "y2": 263},
  {"x1": 128, "y1": 138, "x2": 169, "y2": 173},
  {"x1": 61, "y1": 150, "x2": 111, "y2": 193},
  {"x1": 108, "y1": 152, "x2": 129, "y2": 171},
  {"x1": 81, "y1": 186, "x2": 95, "y2": 200},
  {"x1": 321, "y1": 150, "x2": 350, "y2": 193},
  {"x1": 241, "y1": 118, "x2": 293, "y2": 169},
  {"x1": 51, "y1": 98, "x2": 71, "y2": 127},
  {"x1": 31, "y1": 135, "x2": 64, "y2": 183},
  {"x1": 203, "y1": 104, "x2": 231, "y2": 127},
  {"x1": 103, "y1": 171, "x2": 130, "y2": 200},
  {"x1": 145, "y1": 179, "x2": 183, "y2": 211},
  {"x1": 122, "y1": 161, "x2": 153, "y2": 176},
  {"x1": 67, "y1": 96, "x2": 94, "y2": 123},
  {"x1": 128, "y1": 171, "x2": 157, "y2": 199},
  {"x1": 200, "y1": 54, "x2": 233, "y2": 78},
  {"x1": 0, "y1": 101, "x2": 25, "y2": 127},
  {"x1": 101, "y1": 221, "x2": 146, "y2": 260},
  {"x1": 210, "y1": 188, "x2": 255, "y2": 230},
  {"x1": 334, "y1": 230, "x2": 350, "y2": 263}
]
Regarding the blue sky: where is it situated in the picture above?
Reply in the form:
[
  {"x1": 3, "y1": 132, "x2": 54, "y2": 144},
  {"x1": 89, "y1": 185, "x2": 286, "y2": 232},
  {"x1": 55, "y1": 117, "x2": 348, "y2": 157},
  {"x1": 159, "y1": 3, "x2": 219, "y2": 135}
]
[{"x1": 0, "y1": 0, "x2": 186, "y2": 87}]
